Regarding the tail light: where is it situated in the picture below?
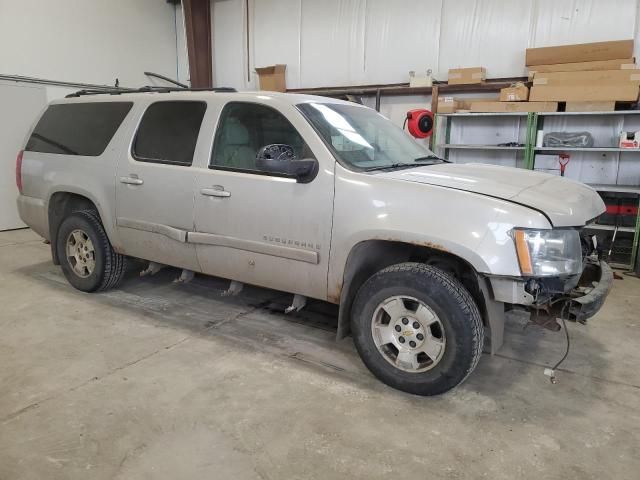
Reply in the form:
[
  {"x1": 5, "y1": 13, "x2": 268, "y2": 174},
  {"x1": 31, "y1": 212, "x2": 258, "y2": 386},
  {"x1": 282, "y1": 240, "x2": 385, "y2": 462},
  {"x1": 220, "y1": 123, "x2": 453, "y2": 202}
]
[{"x1": 16, "y1": 150, "x2": 24, "y2": 194}]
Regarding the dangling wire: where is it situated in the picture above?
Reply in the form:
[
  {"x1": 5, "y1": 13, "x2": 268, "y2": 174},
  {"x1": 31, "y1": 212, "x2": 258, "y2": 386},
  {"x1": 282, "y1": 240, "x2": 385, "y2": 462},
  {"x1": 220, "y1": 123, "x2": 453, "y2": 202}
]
[
  {"x1": 552, "y1": 302, "x2": 571, "y2": 371},
  {"x1": 544, "y1": 300, "x2": 572, "y2": 384}
]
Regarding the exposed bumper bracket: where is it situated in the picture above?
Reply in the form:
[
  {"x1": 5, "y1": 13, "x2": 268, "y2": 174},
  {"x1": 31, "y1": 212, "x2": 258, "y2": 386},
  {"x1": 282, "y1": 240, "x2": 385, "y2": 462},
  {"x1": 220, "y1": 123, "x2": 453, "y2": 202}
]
[{"x1": 567, "y1": 260, "x2": 613, "y2": 323}]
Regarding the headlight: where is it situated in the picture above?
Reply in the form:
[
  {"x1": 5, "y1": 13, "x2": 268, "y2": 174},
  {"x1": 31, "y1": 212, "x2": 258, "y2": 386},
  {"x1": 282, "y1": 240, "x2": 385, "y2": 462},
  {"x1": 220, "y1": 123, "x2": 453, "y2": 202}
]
[{"x1": 512, "y1": 228, "x2": 582, "y2": 276}]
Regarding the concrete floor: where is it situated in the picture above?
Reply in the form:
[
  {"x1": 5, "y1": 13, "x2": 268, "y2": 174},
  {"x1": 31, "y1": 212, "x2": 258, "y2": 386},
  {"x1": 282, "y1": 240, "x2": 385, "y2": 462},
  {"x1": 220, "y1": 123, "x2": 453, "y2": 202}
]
[{"x1": 1, "y1": 229, "x2": 639, "y2": 479}]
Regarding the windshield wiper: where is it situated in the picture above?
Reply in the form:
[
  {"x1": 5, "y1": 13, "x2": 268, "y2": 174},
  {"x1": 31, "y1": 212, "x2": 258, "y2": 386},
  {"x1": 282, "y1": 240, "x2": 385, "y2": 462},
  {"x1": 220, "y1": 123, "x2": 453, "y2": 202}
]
[
  {"x1": 363, "y1": 155, "x2": 447, "y2": 171},
  {"x1": 413, "y1": 155, "x2": 445, "y2": 163},
  {"x1": 363, "y1": 163, "x2": 415, "y2": 171}
]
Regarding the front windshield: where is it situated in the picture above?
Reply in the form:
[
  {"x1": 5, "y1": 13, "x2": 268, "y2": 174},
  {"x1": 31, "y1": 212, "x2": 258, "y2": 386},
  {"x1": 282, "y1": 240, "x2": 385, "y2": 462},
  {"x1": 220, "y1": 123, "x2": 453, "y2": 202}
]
[{"x1": 297, "y1": 102, "x2": 441, "y2": 171}]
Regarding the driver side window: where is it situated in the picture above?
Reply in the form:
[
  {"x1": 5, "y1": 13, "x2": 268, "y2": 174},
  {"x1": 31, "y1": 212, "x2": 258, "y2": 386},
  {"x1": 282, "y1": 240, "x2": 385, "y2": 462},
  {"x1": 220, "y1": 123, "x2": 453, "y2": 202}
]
[{"x1": 211, "y1": 102, "x2": 314, "y2": 173}]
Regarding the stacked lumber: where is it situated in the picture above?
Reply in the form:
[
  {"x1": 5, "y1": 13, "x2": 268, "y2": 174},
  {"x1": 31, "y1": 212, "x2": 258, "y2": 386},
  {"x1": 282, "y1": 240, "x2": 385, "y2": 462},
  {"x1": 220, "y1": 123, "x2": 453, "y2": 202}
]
[
  {"x1": 527, "y1": 40, "x2": 638, "y2": 111},
  {"x1": 443, "y1": 40, "x2": 638, "y2": 113},
  {"x1": 470, "y1": 81, "x2": 559, "y2": 113}
]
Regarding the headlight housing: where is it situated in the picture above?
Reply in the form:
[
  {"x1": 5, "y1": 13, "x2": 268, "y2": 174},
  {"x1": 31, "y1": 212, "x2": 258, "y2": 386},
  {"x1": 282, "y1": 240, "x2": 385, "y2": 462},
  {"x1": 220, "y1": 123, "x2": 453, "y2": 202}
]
[{"x1": 512, "y1": 228, "x2": 582, "y2": 276}]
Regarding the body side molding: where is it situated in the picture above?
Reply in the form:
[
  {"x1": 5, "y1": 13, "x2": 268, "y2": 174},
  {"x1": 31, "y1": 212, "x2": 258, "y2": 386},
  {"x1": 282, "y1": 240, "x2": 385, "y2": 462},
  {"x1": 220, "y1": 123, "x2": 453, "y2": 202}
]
[{"x1": 117, "y1": 217, "x2": 319, "y2": 264}]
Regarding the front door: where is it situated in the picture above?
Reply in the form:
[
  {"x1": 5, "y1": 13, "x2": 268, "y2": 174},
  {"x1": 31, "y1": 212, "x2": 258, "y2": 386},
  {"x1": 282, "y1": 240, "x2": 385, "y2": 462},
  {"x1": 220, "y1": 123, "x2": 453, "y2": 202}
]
[
  {"x1": 115, "y1": 100, "x2": 207, "y2": 271},
  {"x1": 192, "y1": 101, "x2": 335, "y2": 300}
]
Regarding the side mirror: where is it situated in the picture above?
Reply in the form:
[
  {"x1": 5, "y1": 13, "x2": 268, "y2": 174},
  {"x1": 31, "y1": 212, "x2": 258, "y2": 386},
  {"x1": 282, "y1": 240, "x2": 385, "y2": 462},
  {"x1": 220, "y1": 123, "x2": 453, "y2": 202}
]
[{"x1": 255, "y1": 144, "x2": 318, "y2": 183}]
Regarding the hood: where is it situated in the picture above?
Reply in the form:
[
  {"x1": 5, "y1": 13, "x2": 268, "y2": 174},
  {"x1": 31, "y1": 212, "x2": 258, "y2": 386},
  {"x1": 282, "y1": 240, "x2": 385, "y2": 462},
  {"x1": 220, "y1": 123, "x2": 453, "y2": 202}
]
[{"x1": 376, "y1": 163, "x2": 605, "y2": 227}]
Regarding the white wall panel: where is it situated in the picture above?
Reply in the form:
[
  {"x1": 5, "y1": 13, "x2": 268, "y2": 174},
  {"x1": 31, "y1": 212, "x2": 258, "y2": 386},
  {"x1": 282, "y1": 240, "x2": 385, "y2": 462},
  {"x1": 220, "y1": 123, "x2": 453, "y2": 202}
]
[
  {"x1": 299, "y1": 0, "x2": 366, "y2": 87},
  {"x1": 176, "y1": 3, "x2": 191, "y2": 86},
  {"x1": 214, "y1": 0, "x2": 640, "y2": 91},
  {"x1": 530, "y1": 0, "x2": 636, "y2": 49},
  {"x1": 438, "y1": 0, "x2": 533, "y2": 78},
  {"x1": 0, "y1": 0, "x2": 183, "y2": 87},
  {"x1": 364, "y1": 0, "x2": 442, "y2": 84},
  {"x1": 252, "y1": 0, "x2": 301, "y2": 88},
  {"x1": 0, "y1": 82, "x2": 47, "y2": 231},
  {"x1": 213, "y1": 0, "x2": 249, "y2": 89}
]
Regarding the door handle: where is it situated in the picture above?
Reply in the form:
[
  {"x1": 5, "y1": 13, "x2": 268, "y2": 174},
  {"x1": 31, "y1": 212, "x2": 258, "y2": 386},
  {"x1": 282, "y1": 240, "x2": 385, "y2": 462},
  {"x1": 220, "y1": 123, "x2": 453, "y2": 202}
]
[
  {"x1": 200, "y1": 186, "x2": 231, "y2": 198},
  {"x1": 120, "y1": 176, "x2": 144, "y2": 185}
]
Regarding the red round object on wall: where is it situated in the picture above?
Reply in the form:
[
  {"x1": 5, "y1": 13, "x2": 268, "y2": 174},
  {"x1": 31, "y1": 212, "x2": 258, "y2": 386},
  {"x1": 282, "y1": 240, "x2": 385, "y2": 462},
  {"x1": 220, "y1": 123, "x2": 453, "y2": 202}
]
[{"x1": 406, "y1": 109, "x2": 434, "y2": 138}]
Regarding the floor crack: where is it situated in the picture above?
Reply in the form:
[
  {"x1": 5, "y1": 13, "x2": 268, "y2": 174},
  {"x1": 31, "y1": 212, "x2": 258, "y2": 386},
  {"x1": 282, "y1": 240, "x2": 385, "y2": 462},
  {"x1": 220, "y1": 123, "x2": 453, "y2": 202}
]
[{"x1": 0, "y1": 300, "x2": 274, "y2": 425}]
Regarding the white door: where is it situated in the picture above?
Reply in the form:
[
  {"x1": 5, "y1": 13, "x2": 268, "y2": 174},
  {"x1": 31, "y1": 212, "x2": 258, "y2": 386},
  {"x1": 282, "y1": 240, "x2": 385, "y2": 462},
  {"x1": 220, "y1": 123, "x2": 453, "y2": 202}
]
[
  {"x1": 192, "y1": 101, "x2": 335, "y2": 300},
  {"x1": 115, "y1": 100, "x2": 206, "y2": 271},
  {"x1": 0, "y1": 82, "x2": 47, "y2": 231}
]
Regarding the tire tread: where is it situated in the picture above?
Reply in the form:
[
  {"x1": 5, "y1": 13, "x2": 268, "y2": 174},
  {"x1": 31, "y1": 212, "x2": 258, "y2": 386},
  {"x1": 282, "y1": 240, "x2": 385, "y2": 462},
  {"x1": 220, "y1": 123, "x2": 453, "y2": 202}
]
[
  {"x1": 351, "y1": 262, "x2": 484, "y2": 395},
  {"x1": 72, "y1": 210, "x2": 128, "y2": 291},
  {"x1": 376, "y1": 263, "x2": 483, "y2": 383}
]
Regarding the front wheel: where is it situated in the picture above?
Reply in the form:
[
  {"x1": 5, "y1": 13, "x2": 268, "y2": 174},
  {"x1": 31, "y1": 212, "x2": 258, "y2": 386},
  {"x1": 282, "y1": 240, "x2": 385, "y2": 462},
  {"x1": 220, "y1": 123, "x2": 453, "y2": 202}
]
[{"x1": 351, "y1": 263, "x2": 483, "y2": 396}]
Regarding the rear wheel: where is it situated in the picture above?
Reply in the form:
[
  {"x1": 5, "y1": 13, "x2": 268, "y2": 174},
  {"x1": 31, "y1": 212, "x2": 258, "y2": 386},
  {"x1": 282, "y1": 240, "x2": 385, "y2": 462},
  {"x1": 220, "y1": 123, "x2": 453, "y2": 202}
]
[
  {"x1": 351, "y1": 262, "x2": 483, "y2": 396},
  {"x1": 56, "y1": 210, "x2": 128, "y2": 292}
]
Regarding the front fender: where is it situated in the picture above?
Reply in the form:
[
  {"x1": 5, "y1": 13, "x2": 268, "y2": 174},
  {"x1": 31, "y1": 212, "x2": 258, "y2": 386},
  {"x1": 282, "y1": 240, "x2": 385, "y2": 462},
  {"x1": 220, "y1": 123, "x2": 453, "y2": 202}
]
[{"x1": 328, "y1": 167, "x2": 552, "y2": 304}]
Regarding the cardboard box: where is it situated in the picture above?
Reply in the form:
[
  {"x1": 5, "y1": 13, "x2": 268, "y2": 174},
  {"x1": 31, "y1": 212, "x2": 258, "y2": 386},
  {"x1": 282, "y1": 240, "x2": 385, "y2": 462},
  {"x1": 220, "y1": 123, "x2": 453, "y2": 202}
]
[
  {"x1": 255, "y1": 64, "x2": 286, "y2": 92},
  {"x1": 470, "y1": 101, "x2": 558, "y2": 113},
  {"x1": 409, "y1": 71, "x2": 433, "y2": 87},
  {"x1": 500, "y1": 85, "x2": 529, "y2": 101},
  {"x1": 529, "y1": 58, "x2": 635, "y2": 74},
  {"x1": 448, "y1": 67, "x2": 486, "y2": 85},
  {"x1": 533, "y1": 69, "x2": 640, "y2": 86},
  {"x1": 455, "y1": 96, "x2": 499, "y2": 110},
  {"x1": 565, "y1": 101, "x2": 616, "y2": 112},
  {"x1": 529, "y1": 85, "x2": 639, "y2": 102},
  {"x1": 526, "y1": 40, "x2": 634, "y2": 66},
  {"x1": 437, "y1": 96, "x2": 459, "y2": 113}
]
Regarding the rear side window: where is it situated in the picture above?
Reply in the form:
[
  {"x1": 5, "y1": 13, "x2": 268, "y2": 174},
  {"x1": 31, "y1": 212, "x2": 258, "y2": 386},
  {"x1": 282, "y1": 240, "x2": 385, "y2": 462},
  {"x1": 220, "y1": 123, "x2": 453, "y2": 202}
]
[
  {"x1": 26, "y1": 102, "x2": 133, "y2": 156},
  {"x1": 132, "y1": 101, "x2": 206, "y2": 166}
]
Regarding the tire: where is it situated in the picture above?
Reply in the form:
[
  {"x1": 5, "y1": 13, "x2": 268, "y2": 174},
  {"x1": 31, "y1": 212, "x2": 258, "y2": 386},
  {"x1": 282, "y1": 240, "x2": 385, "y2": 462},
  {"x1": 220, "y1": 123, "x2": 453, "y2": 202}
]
[
  {"x1": 56, "y1": 210, "x2": 128, "y2": 292},
  {"x1": 351, "y1": 262, "x2": 483, "y2": 396}
]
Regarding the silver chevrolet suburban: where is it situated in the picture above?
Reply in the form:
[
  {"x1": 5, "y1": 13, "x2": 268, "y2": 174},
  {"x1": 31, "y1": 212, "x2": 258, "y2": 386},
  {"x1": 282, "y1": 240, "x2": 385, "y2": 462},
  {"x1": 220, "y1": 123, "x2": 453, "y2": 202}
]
[{"x1": 16, "y1": 88, "x2": 612, "y2": 395}]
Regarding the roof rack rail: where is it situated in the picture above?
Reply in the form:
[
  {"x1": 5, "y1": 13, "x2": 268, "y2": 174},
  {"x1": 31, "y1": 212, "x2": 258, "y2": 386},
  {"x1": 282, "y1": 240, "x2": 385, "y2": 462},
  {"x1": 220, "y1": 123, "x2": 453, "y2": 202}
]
[{"x1": 65, "y1": 86, "x2": 237, "y2": 98}]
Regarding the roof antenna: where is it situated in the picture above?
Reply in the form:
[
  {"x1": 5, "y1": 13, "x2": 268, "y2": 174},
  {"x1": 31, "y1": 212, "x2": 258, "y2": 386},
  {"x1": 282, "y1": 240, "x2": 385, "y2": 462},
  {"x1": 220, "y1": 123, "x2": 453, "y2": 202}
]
[{"x1": 144, "y1": 71, "x2": 189, "y2": 88}]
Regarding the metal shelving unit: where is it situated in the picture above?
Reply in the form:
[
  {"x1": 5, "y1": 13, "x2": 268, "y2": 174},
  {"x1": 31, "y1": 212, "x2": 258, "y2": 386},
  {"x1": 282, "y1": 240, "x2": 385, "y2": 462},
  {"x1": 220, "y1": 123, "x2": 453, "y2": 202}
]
[
  {"x1": 435, "y1": 109, "x2": 640, "y2": 270},
  {"x1": 585, "y1": 224, "x2": 636, "y2": 233},
  {"x1": 531, "y1": 111, "x2": 640, "y2": 269},
  {"x1": 535, "y1": 146, "x2": 640, "y2": 152},
  {"x1": 588, "y1": 184, "x2": 640, "y2": 194},
  {"x1": 433, "y1": 112, "x2": 538, "y2": 169},
  {"x1": 437, "y1": 144, "x2": 525, "y2": 150}
]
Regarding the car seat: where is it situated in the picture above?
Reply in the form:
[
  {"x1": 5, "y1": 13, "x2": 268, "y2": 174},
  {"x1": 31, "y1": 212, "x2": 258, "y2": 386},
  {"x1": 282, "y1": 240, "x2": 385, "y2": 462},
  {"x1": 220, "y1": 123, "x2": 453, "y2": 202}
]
[{"x1": 219, "y1": 118, "x2": 255, "y2": 169}]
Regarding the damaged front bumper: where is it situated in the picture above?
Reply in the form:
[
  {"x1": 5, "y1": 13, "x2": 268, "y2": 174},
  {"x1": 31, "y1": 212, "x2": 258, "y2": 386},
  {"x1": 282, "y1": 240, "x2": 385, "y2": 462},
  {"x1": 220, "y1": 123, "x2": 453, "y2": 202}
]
[
  {"x1": 565, "y1": 260, "x2": 613, "y2": 323},
  {"x1": 489, "y1": 259, "x2": 614, "y2": 329},
  {"x1": 527, "y1": 259, "x2": 614, "y2": 328}
]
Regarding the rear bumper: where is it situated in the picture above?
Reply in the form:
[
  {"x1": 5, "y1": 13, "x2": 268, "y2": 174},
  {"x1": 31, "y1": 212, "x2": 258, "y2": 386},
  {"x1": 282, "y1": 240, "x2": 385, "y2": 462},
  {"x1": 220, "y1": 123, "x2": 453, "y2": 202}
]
[
  {"x1": 16, "y1": 194, "x2": 47, "y2": 239},
  {"x1": 566, "y1": 260, "x2": 613, "y2": 323}
]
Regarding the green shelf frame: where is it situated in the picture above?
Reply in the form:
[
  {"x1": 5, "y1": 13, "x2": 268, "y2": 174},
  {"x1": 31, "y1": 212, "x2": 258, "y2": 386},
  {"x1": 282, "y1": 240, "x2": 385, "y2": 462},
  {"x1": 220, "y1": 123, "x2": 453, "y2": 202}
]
[{"x1": 435, "y1": 110, "x2": 640, "y2": 270}]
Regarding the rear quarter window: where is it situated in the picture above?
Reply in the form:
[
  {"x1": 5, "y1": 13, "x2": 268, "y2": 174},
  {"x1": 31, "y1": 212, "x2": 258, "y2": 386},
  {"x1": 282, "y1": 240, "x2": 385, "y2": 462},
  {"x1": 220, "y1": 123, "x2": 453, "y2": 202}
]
[{"x1": 25, "y1": 102, "x2": 133, "y2": 156}]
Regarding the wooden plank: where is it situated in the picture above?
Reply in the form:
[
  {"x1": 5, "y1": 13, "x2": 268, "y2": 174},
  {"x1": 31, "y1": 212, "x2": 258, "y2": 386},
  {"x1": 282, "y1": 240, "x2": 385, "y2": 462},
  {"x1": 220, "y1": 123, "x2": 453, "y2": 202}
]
[
  {"x1": 533, "y1": 70, "x2": 640, "y2": 86},
  {"x1": 565, "y1": 101, "x2": 616, "y2": 112},
  {"x1": 530, "y1": 85, "x2": 639, "y2": 102},
  {"x1": 470, "y1": 101, "x2": 557, "y2": 113},
  {"x1": 529, "y1": 58, "x2": 635, "y2": 74},
  {"x1": 526, "y1": 40, "x2": 634, "y2": 66}
]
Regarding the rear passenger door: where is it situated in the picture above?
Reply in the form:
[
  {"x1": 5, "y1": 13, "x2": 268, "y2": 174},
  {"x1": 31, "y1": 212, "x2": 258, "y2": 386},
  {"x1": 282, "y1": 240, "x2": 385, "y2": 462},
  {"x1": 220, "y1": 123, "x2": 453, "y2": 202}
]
[{"x1": 115, "y1": 100, "x2": 206, "y2": 271}]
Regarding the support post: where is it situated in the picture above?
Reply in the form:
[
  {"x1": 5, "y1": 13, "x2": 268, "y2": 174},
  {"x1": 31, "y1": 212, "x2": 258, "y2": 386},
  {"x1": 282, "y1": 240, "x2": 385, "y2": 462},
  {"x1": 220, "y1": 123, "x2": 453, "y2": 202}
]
[
  {"x1": 183, "y1": 0, "x2": 213, "y2": 88},
  {"x1": 429, "y1": 86, "x2": 439, "y2": 150}
]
